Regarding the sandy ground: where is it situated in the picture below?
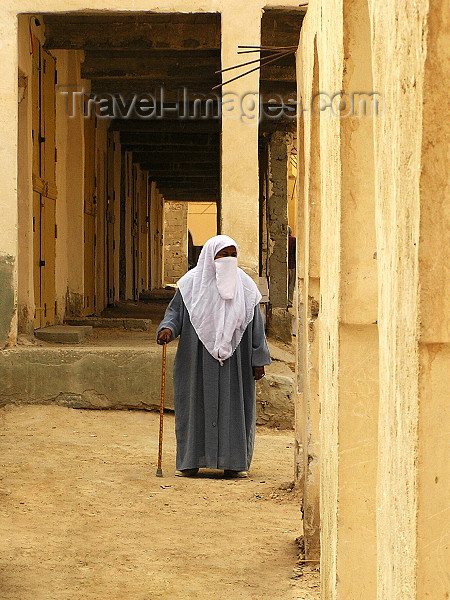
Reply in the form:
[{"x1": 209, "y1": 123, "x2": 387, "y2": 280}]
[{"x1": 0, "y1": 405, "x2": 319, "y2": 600}]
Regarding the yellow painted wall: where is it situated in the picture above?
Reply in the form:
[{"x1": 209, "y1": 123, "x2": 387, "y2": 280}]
[{"x1": 187, "y1": 202, "x2": 217, "y2": 246}]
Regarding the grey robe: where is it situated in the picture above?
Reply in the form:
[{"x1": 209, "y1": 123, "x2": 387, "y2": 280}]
[{"x1": 157, "y1": 290, "x2": 271, "y2": 472}]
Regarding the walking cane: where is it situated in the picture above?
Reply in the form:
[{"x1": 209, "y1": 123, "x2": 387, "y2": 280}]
[{"x1": 156, "y1": 342, "x2": 167, "y2": 477}]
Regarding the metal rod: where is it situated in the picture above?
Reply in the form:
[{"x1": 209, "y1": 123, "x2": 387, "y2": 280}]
[
  {"x1": 237, "y1": 45, "x2": 297, "y2": 50},
  {"x1": 215, "y1": 50, "x2": 290, "y2": 74},
  {"x1": 213, "y1": 49, "x2": 295, "y2": 90},
  {"x1": 237, "y1": 45, "x2": 297, "y2": 55},
  {"x1": 156, "y1": 342, "x2": 167, "y2": 477}
]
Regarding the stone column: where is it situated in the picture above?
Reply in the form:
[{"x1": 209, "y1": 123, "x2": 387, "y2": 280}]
[
  {"x1": 267, "y1": 130, "x2": 293, "y2": 342},
  {"x1": 334, "y1": 2, "x2": 379, "y2": 598},
  {"x1": 220, "y1": 1, "x2": 261, "y2": 277}
]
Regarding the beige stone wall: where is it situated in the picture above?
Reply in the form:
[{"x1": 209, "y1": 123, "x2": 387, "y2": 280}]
[
  {"x1": 163, "y1": 202, "x2": 188, "y2": 285},
  {"x1": 296, "y1": 0, "x2": 449, "y2": 598}
]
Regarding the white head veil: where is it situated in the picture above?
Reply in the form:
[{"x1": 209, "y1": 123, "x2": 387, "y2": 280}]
[{"x1": 177, "y1": 235, "x2": 262, "y2": 363}]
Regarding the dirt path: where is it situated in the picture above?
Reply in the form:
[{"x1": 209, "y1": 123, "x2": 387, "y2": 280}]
[{"x1": 0, "y1": 406, "x2": 319, "y2": 600}]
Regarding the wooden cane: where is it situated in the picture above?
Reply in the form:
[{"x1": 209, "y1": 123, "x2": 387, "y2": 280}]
[{"x1": 156, "y1": 342, "x2": 167, "y2": 477}]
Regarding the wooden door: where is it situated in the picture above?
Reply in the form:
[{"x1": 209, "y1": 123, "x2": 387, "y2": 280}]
[
  {"x1": 131, "y1": 165, "x2": 139, "y2": 300},
  {"x1": 106, "y1": 133, "x2": 115, "y2": 305},
  {"x1": 32, "y1": 38, "x2": 57, "y2": 328},
  {"x1": 139, "y1": 172, "x2": 149, "y2": 292},
  {"x1": 40, "y1": 195, "x2": 56, "y2": 326},
  {"x1": 83, "y1": 110, "x2": 96, "y2": 315},
  {"x1": 32, "y1": 191, "x2": 42, "y2": 329}
]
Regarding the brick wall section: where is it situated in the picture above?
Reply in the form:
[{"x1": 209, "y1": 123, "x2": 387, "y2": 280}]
[{"x1": 163, "y1": 202, "x2": 188, "y2": 284}]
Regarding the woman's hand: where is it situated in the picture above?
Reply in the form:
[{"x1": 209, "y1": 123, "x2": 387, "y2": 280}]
[
  {"x1": 253, "y1": 366, "x2": 265, "y2": 381},
  {"x1": 157, "y1": 328, "x2": 172, "y2": 345}
]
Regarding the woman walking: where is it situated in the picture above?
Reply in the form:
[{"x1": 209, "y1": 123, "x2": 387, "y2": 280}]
[{"x1": 156, "y1": 235, "x2": 271, "y2": 478}]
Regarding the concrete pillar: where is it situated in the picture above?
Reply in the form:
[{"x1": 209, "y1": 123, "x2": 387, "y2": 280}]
[
  {"x1": 0, "y1": 12, "x2": 18, "y2": 346},
  {"x1": 267, "y1": 130, "x2": 293, "y2": 342},
  {"x1": 335, "y1": 2, "x2": 379, "y2": 598},
  {"x1": 220, "y1": 1, "x2": 261, "y2": 277}
]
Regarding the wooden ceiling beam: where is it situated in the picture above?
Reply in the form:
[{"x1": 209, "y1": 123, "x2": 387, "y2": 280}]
[
  {"x1": 131, "y1": 150, "x2": 217, "y2": 161},
  {"x1": 120, "y1": 132, "x2": 219, "y2": 145},
  {"x1": 111, "y1": 119, "x2": 220, "y2": 133},
  {"x1": 123, "y1": 149, "x2": 219, "y2": 159},
  {"x1": 82, "y1": 52, "x2": 220, "y2": 80},
  {"x1": 43, "y1": 15, "x2": 221, "y2": 50},
  {"x1": 143, "y1": 169, "x2": 218, "y2": 177},
  {"x1": 131, "y1": 156, "x2": 218, "y2": 167},
  {"x1": 89, "y1": 80, "x2": 219, "y2": 96}
]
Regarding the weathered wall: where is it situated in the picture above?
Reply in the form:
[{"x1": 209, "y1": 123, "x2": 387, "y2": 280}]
[
  {"x1": 163, "y1": 201, "x2": 188, "y2": 284},
  {"x1": 296, "y1": 0, "x2": 449, "y2": 598},
  {"x1": 267, "y1": 131, "x2": 292, "y2": 343}
]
